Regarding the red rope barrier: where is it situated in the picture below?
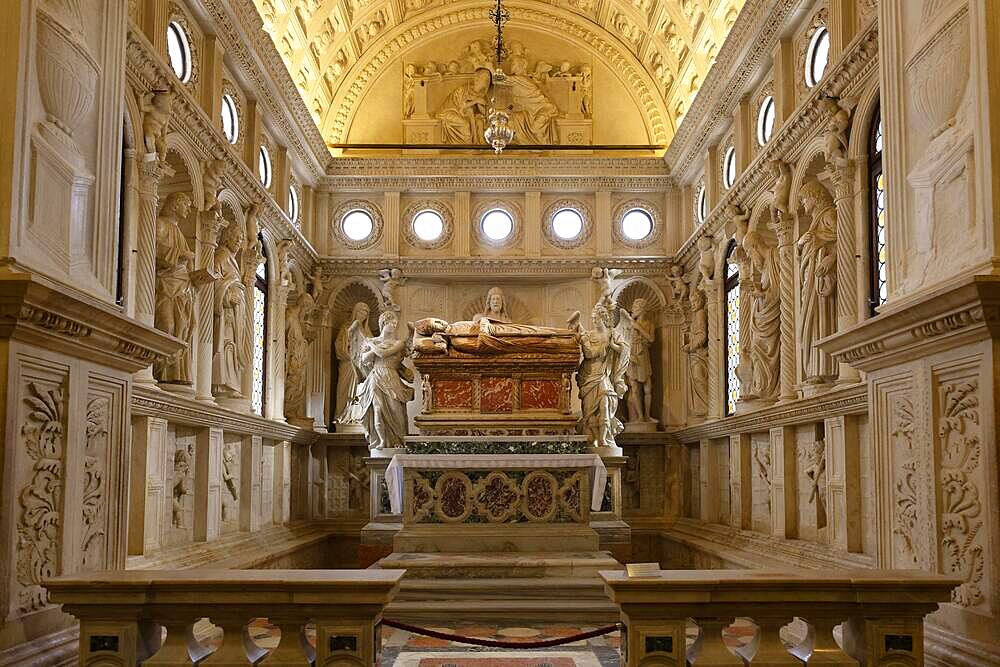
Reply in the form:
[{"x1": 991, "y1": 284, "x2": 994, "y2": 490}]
[{"x1": 381, "y1": 619, "x2": 621, "y2": 649}]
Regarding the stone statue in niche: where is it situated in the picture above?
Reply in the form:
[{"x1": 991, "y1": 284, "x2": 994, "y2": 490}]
[
  {"x1": 569, "y1": 299, "x2": 631, "y2": 449},
  {"x1": 348, "y1": 451, "x2": 370, "y2": 511},
  {"x1": 221, "y1": 442, "x2": 239, "y2": 522},
  {"x1": 623, "y1": 446, "x2": 641, "y2": 510},
  {"x1": 683, "y1": 279, "x2": 709, "y2": 416},
  {"x1": 742, "y1": 218, "x2": 781, "y2": 402},
  {"x1": 335, "y1": 302, "x2": 373, "y2": 427},
  {"x1": 171, "y1": 444, "x2": 193, "y2": 529},
  {"x1": 797, "y1": 180, "x2": 839, "y2": 386},
  {"x1": 625, "y1": 298, "x2": 657, "y2": 426},
  {"x1": 153, "y1": 192, "x2": 195, "y2": 384},
  {"x1": 140, "y1": 91, "x2": 173, "y2": 159},
  {"x1": 212, "y1": 219, "x2": 253, "y2": 398},
  {"x1": 284, "y1": 277, "x2": 316, "y2": 422},
  {"x1": 769, "y1": 160, "x2": 792, "y2": 223},
  {"x1": 666, "y1": 263, "x2": 689, "y2": 304},
  {"x1": 697, "y1": 235, "x2": 716, "y2": 284},
  {"x1": 436, "y1": 68, "x2": 492, "y2": 144},
  {"x1": 357, "y1": 311, "x2": 414, "y2": 449}
]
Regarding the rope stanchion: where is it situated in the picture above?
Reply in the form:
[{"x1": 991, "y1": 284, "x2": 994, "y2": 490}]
[{"x1": 381, "y1": 619, "x2": 621, "y2": 649}]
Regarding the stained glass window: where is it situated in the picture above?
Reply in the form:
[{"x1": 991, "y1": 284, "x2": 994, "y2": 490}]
[
  {"x1": 869, "y1": 107, "x2": 887, "y2": 313},
  {"x1": 724, "y1": 243, "x2": 741, "y2": 416},
  {"x1": 251, "y1": 237, "x2": 268, "y2": 415}
]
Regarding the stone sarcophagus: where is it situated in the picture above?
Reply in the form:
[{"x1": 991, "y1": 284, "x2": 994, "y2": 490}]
[{"x1": 412, "y1": 317, "x2": 580, "y2": 435}]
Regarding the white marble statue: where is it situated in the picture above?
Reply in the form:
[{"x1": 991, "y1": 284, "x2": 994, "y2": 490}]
[
  {"x1": 569, "y1": 300, "x2": 631, "y2": 448},
  {"x1": 625, "y1": 298, "x2": 656, "y2": 424},
  {"x1": 683, "y1": 279, "x2": 709, "y2": 416},
  {"x1": 212, "y1": 218, "x2": 253, "y2": 398},
  {"x1": 153, "y1": 192, "x2": 195, "y2": 384},
  {"x1": 743, "y1": 221, "x2": 781, "y2": 402},
  {"x1": 357, "y1": 311, "x2": 414, "y2": 450},
  {"x1": 335, "y1": 301, "x2": 373, "y2": 425},
  {"x1": 797, "y1": 180, "x2": 839, "y2": 385},
  {"x1": 436, "y1": 68, "x2": 491, "y2": 144}
]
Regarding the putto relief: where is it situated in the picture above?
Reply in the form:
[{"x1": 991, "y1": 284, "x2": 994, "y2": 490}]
[{"x1": 403, "y1": 39, "x2": 593, "y2": 146}]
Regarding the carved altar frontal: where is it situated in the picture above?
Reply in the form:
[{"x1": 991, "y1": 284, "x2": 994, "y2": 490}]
[{"x1": 413, "y1": 348, "x2": 580, "y2": 435}]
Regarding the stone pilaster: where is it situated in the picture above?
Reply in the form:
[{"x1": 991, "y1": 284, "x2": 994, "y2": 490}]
[
  {"x1": 769, "y1": 214, "x2": 797, "y2": 401},
  {"x1": 134, "y1": 158, "x2": 163, "y2": 384},
  {"x1": 704, "y1": 279, "x2": 723, "y2": 419},
  {"x1": 194, "y1": 426, "x2": 223, "y2": 542},
  {"x1": 831, "y1": 161, "x2": 861, "y2": 383},
  {"x1": 699, "y1": 439, "x2": 721, "y2": 524},
  {"x1": 127, "y1": 416, "x2": 167, "y2": 555},
  {"x1": 824, "y1": 415, "x2": 861, "y2": 552},
  {"x1": 769, "y1": 425, "x2": 797, "y2": 539},
  {"x1": 240, "y1": 434, "x2": 263, "y2": 532},
  {"x1": 730, "y1": 433, "x2": 752, "y2": 530}
]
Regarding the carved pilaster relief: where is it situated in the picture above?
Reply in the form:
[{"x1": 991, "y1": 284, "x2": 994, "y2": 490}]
[
  {"x1": 81, "y1": 396, "x2": 109, "y2": 570},
  {"x1": 15, "y1": 380, "x2": 66, "y2": 614},
  {"x1": 936, "y1": 380, "x2": 986, "y2": 609},
  {"x1": 220, "y1": 440, "x2": 241, "y2": 531},
  {"x1": 890, "y1": 395, "x2": 920, "y2": 566}
]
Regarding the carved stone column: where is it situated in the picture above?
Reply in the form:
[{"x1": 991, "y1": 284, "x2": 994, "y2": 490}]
[
  {"x1": 769, "y1": 214, "x2": 797, "y2": 400},
  {"x1": 731, "y1": 247, "x2": 755, "y2": 409},
  {"x1": 831, "y1": 161, "x2": 861, "y2": 383},
  {"x1": 661, "y1": 306, "x2": 686, "y2": 427},
  {"x1": 191, "y1": 210, "x2": 225, "y2": 403},
  {"x1": 703, "y1": 279, "x2": 723, "y2": 419},
  {"x1": 134, "y1": 159, "x2": 163, "y2": 384}
]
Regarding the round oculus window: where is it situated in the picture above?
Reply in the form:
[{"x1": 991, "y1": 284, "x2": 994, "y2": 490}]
[
  {"x1": 258, "y1": 146, "x2": 272, "y2": 188},
  {"x1": 221, "y1": 94, "x2": 239, "y2": 144},
  {"x1": 621, "y1": 208, "x2": 654, "y2": 241},
  {"x1": 341, "y1": 209, "x2": 374, "y2": 242},
  {"x1": 551, "y1": 208, "x2": 584, "y2": 240},
  {"x1": 412, "y1": 209, "x2": 444, "y2": 242},
  {"x1": 166, "y1": 21, "x2": 192, "y2": 83},
  {"x1": 481, "y1": 208, "x2": 514, "y2": 242},
  {"x1": 757, "y1": 95, "x2": 775, "y2": 146},
  {"x1": 723, "y1": 146, "x2": 737, "y2": 189},
  {"x1": 805, "y1": 26, "x2": 831, "y2": 88}
]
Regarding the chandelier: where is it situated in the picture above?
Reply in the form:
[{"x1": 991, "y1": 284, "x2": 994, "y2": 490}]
[{"x1": 484, "y1": 0, "x2": 514, "y2": 153}]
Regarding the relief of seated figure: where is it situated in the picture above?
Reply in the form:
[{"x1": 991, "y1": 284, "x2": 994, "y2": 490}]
[{"x1": 413, "y1": 287, "x2": 578, "y2": 356}]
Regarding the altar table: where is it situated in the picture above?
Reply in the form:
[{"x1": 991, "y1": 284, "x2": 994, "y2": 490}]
[{"x1": 385, "y1": 453, "x2": 608, "y2": 515}]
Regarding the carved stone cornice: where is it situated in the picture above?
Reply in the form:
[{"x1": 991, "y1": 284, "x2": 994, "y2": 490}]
[
  {"x1": 668, "y1": 383, "x2": 868, "y2": 442},
  {"x1": 125, "y1": 28, "x2": 316, "y2": 269},
  {"x1": 322, "y1": 157, "x2": 674, "y2": 192},
  {"x1": 131, "y1": 384, "x2": 301, "y2": 440},
  {"x1": 671, "y1": 22, "x2": 880, "y2": 271},
  {"x1": 0, "y1": 271, "x2": 183, "y2": 373},
  {"x1": 818, "y1": 275, "x2": 1000, "y2": 373},
  {"x1": 318, "y1": 256, "x2": 675, "y2": 278}
]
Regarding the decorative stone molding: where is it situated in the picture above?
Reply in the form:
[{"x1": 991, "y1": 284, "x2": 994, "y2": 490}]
[
  {"x1": 317, "y1": 256, "x2": 675, "y2": 278},
  {"x1": 402, "y1": 200, "x2": 454, "y2": 251},
  {"x1": 331, "y1": 199, "x2": 383, "y2": 250},
  {"x1": 818, "y1": 275, "x2": 1000, "y2": 373},
  {"x1": 473, "y1": 199, "x2": 523, "y2": 249},
  {"x1": 0, "y1": 272, "x2": 183, "y2": 374},
  {"x1": 542, "y1": 199, "x2": 594, "y2": 249},
  {"x1": 612, "y1": 199, "x2": 663, "y2": 249},
  {"x1": 668, "y1": 383, "x2": 867, "y2": 443}
]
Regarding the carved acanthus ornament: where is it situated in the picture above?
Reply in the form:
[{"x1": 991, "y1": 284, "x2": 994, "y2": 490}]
[
  {"x1": 16, "y1": 382, "x2": 66, "y2": 614},
  {"x1": 938, "y1": 381, "x2": 986, "y2": 608},
  {"x1": 890, "y1": 396, "x2": 919, "y2": 566}
]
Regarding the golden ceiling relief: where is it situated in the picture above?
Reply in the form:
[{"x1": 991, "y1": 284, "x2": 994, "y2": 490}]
[
  {"x1": 252, "y1": 0, "x2": 746, "y2": 150},
  {"x1": 404, "y1": 39, "x2": 592, "y2": 146}
]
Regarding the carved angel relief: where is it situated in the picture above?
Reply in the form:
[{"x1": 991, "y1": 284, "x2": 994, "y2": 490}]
[
  {"x1": 403, "y1": 39, "x2": 593, "y2": 146},
  {"x1": 16, "y1": 382, "x2": 66, "y2": 614}
]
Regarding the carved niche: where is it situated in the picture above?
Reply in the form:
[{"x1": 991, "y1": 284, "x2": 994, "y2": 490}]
[{"x1": 403, "y1": 38, "x2": 593, "y2": 146}]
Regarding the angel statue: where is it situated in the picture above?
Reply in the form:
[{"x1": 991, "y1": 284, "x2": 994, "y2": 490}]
[
  {"x1": 334, "y1": 302, "x2": 373, "y2": 427},
  {"x1": 356, "y1": 310, "x2": 415, "y2": 450},
  {"x1": 569, "y1": 300, "x2": 632, "y2": 449}
]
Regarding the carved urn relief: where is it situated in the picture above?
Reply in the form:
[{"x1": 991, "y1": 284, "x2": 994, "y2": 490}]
[{"x1": 35, "y1": 7, "x2": 99, "y2": 153}]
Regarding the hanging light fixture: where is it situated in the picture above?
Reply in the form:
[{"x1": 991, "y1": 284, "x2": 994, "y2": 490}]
[{"x1": 484, "y1": 0, "x2": 514, "y2": 153}]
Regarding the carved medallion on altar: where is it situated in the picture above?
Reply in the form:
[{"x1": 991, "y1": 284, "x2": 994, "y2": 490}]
[{"x1": 412, "y1": 315, "x2": 580, "y2": 435}]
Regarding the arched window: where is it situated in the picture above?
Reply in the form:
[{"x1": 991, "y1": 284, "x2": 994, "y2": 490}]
[
  {"x1": 868, "y1": 104, "x2": 886, "y2": 313},
  {"x1": 251, "y1": 235, "x2": 268, "y2": 416},
  {"x1": 724, "y1": 241, "x2": 741, "y2": 416}
]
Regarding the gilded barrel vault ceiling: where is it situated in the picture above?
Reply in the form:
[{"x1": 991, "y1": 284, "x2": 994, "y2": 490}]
[{"x1": 252, "y1": 0, "x2": 745, "y2": 150}]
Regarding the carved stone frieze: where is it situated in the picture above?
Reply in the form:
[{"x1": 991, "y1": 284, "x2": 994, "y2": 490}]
[
  {"x1": 81, "y1": 396, "x2": 109, "y2": 570},
  {"x1": 890, "y1": 395, "x2": 919, "y2": 566}
]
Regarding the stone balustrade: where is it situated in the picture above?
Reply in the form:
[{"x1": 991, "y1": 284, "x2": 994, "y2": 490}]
[
  {"x1": 46, "y1": 569, "x2": 404, "y2": 666},
  {"x1": 600, "y1": 568, "x2": 958, "y2": 666}
]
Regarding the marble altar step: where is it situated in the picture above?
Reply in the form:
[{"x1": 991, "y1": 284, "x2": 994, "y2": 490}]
[{"x1": 374, "y1": 551, "x2": 623, "y2": 623}]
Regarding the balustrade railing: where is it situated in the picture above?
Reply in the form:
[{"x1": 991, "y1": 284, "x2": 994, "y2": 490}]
[
  {"x1": 46, "y1": 569, "x2": 404, "y2": 666},
  {"x1": 600, "y1": 568, "x2": 958, "y2": 666}
]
